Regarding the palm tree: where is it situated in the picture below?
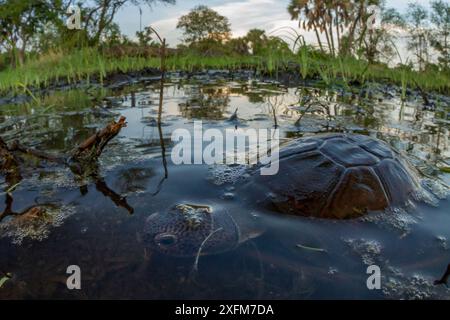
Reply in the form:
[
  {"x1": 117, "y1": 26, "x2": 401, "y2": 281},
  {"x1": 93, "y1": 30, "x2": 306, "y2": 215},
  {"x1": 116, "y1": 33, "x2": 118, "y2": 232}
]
[
  {"x1": 288, "y1": 0, "x2": 325, "y2": 53},
  {"x1": 289, "y1": 0, "x2": 351, "y2": 56},
  {"x1": 289, "y1": 0, "x2": 381, "y2": 57}
]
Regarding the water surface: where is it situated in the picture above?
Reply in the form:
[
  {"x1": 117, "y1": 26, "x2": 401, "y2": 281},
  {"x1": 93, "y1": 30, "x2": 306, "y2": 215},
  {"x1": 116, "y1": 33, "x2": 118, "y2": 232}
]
[{"x1": 0, "y1": 75, "x2": 449, "y2": 299}]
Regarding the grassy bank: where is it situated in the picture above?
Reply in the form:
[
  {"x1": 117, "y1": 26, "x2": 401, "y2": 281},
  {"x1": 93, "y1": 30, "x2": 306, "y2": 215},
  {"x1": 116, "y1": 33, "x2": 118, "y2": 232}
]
[{"x1": 0, "y1": 47, "x2": 449, "y2": 95}]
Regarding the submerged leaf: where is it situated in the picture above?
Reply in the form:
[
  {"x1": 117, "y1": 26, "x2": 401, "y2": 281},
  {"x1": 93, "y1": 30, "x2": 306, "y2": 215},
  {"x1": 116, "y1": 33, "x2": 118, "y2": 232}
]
[
  {"x1": 6, "y1": 182, "x2": 21, "y2": 194},
  {"x1": 0, "y1": 274, "x2": 12, "y2": 288},
  {"x1": 296, "y1": 244, "x2": 327, "y2": 253}
]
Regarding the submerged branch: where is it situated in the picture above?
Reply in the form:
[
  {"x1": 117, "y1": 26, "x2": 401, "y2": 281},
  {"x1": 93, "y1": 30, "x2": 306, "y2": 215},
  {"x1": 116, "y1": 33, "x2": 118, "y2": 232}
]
[
  {"x1": 0, "y1": 137, "x2": 23, "y2": 186},
  {"x1": 9, "y1": 140, "x2": 65, "y2": 163}
]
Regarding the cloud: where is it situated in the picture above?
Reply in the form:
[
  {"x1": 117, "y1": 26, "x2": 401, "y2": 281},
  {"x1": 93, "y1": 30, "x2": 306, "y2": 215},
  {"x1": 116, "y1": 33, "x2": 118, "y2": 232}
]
[
  {"x1": 116, "y1": 0, "x2": 427, "y2": 61},
  {"x1": 148, "y1": 0, "x2": 303, "y2": 46},
  {"x1": 151, "y1": 17, "x2": 182, "y2": 46}
]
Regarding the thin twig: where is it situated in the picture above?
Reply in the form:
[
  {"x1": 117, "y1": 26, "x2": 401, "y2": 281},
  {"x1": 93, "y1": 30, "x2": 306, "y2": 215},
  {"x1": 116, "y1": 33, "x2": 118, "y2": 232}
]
[{"x1": 192, "y1": 227, "x2": 224, "y2": 273}]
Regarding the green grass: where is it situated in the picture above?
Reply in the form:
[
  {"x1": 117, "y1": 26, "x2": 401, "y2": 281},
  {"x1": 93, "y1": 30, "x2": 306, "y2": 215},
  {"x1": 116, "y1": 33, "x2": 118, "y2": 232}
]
[{"x1": 0, "y1": 47, "x2": 449, "y2": 95}]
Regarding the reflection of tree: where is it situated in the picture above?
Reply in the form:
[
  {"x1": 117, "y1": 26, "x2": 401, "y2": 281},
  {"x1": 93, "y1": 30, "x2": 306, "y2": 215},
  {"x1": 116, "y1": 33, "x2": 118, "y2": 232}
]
[
  {"x1": 239, "y1": 84, "x2": 287, "y2": 104},
  {"x1": 152, "y1": 34, "x2": 169, "y2": 196},
  {"x1": 0, "y1": 90, "x2": 106, "y2": 152},
  {"x1": 246, "y1": 93, "x2": 265, "y2": 104},
  {"x1": 1, "y1": 111, "x2": 101, "y2": 153},
  {"x1": 337, "y1": 91, "x2": 450, "y2": 167},
  {"x1": 152, "y1": 119, "x2": 168, "y2": 196},
  {"x1": 236, "y1": 85, "x2": 266, "y2": 104},
  {"x1": 179, "y1": 86, "x2": 230, "y2": 120}
]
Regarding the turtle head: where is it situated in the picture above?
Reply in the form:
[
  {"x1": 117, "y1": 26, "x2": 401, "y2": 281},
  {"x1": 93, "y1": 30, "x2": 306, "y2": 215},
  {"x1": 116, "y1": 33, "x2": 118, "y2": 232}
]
[{"x1": 143, "y1": 203, "x2": 239, "y2": 257}]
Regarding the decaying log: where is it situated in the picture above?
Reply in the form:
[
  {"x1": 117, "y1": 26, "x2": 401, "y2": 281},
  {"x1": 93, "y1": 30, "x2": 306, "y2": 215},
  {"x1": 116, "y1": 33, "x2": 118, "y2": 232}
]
[{"x1": 72, "y1": 116, "x2": 127, "y2": 161}]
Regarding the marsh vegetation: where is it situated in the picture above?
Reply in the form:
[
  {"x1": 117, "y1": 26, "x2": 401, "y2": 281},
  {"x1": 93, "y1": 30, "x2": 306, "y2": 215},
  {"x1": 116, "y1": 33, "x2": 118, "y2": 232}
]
[{"x1": 0, "y1": 1, "x2": 449, "y2": 94}]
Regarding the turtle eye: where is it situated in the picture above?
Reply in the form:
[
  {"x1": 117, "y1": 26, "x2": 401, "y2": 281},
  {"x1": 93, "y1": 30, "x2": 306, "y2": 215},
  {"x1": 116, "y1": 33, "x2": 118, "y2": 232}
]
[{"x1": 155, "y1": 233, "x2": 177, "y2": 248}]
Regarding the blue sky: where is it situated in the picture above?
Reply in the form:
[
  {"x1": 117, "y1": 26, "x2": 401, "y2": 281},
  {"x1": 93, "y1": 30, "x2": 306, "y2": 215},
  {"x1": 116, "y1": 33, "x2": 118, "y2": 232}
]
[{"x1": 115, "y1": 0, "x2": 433, "y2": 47}]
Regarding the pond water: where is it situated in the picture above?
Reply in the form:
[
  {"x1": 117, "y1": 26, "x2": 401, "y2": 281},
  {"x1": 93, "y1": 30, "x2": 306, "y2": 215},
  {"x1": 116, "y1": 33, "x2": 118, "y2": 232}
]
[{"x1": 0, "y1": 74, "x2": 449, "y2": 299}]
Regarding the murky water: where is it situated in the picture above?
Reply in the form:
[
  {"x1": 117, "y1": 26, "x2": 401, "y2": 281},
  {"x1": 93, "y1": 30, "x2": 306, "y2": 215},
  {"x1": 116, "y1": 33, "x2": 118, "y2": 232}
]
[{"x1": 0, "y1": 74, "x2": 449, "y2": 299}]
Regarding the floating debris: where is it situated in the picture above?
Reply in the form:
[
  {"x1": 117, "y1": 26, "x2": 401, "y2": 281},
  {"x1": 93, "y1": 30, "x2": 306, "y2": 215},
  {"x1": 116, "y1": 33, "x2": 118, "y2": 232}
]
[
  {"x1": 383, "y1": 274, "x2": 440, "y2": 300},
  {"x1": 0, "y1": 204, "x2": 76, "y2": 245},
  {"x1": 361, "y1": 208, "x2": 418, "y2": 237},
  {"x1": 344, "y1": 238, "x2": 382, "y2": 266},
  {"x1": 208, "y1": 164, "x2": 248, "y2": 186},
  {"x1": 296, "y1": 244, "x2": 327, "y2": 253},
  {"x1": 434, "y1": 264, "x2": 450, "y2": 287},
  {"x1": 0, "y1": 273, "x2": 12, "y2": 288}
]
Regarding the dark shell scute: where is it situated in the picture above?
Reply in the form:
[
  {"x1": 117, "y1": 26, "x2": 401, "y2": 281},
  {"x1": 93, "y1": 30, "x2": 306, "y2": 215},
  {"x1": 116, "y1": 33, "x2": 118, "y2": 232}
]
[
  {"x1": 322, "y1": 167, "x2": 389, "y2": 219},
  {"x1": 278, "y1": 139, "x2": 321, "y2": 160},
  {"x1": 375, "y1": 159, "x2": 417, "y2": 205},
  {"x1": 348, "y1": 135, "x2": 394, "y2": 159},
  {"x1": 255, "y1": 151, "x2": 345, "y2": 216},
  {"x1": 320, "y1": 138, "x2": 380, "y2": 167}
]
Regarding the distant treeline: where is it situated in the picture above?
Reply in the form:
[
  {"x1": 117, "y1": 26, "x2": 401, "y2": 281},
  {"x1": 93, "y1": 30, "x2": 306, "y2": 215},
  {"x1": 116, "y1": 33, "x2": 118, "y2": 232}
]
[{"x1": 0, "y1": 0, "x2": 449, "y2": 93}]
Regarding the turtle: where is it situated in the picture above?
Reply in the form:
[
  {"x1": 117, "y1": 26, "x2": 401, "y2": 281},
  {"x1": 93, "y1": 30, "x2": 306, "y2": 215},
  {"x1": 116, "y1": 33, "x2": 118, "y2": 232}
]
[
  {"x1": 143, "y1": 203, "x2": 264, "y2": 257},
  {"x1": 143, "y1": 133, "x2": 425, "y2": 257},
  {"x1": 241, "y1": 133, "x2": 422, "y2": 219}
]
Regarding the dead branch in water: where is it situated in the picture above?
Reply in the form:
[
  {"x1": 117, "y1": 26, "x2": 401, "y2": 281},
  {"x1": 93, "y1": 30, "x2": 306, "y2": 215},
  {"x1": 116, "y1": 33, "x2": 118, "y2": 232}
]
[
  {"x1": 72, "y1": 116, "x2": 127, "y2": 161},
  {"x1": 1, "y1": 116, "x2": 127, "y2": 166},
  {"x1": 0, "y1": 116, "x2": 128, "y2": 189}
]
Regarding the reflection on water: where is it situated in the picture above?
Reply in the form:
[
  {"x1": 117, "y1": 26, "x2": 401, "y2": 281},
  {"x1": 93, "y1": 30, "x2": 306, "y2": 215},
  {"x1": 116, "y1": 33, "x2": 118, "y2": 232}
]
[{"x1": 0, "y1": 76, "x2": 449, "y2": 299}]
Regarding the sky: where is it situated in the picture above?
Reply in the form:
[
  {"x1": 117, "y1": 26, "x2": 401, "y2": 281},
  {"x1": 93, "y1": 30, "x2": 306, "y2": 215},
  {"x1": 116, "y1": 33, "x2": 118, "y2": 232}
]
[{"x1": 115, "y1": 0, "x2": 434, "y2": 48}]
